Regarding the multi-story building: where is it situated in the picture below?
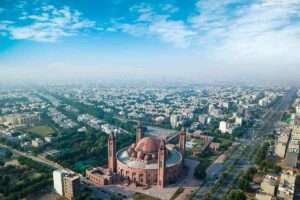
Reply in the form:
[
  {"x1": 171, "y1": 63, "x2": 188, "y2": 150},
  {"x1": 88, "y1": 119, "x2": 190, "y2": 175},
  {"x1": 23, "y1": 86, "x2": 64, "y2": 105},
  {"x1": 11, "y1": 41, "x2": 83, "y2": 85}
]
[
  {"x1": 235, "y1": 116, "x2": 243, "y2": 126},
  {"x1": 53, "y1": 170, "x2": 66, "y2": 196},
  {"x1": 285, "y1": 143, "x2": 299, "y2": 168},
  {"x1": 256, "y1": 175, "x2": 278, "y2": 200},
  {"x1": 219, "y1": 121, "x2": 232, "y2": 134},
  {"x1": 277, "y1": 170, "x2": 296, "y2": 200},
  {"x1": 170, "y1": 114, "x2": 179, "y2": 129},
  {"x1": 275, "y1": 132, "x2": 290, "y2": 158},
  {"x1": 63, "y1": 174, "x2": 80, "y2": 200},
  {"x1": 53, "y1": 170, "x2": 80, "y2": 200}
]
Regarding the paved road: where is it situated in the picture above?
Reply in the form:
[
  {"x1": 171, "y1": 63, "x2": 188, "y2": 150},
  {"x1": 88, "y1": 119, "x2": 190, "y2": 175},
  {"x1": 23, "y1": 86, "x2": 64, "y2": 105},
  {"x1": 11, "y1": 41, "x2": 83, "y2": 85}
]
[
  {"x1": 0, "y1": 143, "x2": 64, "y2": 169},
  {"x1": 212, "y1": 90, "x2": 296, "y2": 199},
  {"x1": 191, "y1": 89, "x2": 296, "y2": 200},
  {"x1": 0, "y1": 143, "x2": 130, "y2": 199}
]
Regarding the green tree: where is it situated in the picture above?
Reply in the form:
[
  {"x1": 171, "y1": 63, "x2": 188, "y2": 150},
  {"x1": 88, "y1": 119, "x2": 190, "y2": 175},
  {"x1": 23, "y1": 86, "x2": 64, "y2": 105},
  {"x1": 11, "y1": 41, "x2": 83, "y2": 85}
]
[
  {"x1": 223, "y1": 189, "x2": 246, "y2": 200},
  {"x1": 238, "y1": 178, "x2": 250, "y2": 191},
  {"x1": 194, "y1": 161, "x2": 209, "y2": 180}
]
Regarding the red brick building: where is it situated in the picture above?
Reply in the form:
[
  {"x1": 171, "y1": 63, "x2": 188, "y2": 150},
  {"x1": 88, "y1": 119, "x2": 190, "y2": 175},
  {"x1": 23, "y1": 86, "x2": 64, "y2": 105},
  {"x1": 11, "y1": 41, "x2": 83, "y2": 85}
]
[{"x1": 86, "y1": 123, "x2": 185, "y2": 188}]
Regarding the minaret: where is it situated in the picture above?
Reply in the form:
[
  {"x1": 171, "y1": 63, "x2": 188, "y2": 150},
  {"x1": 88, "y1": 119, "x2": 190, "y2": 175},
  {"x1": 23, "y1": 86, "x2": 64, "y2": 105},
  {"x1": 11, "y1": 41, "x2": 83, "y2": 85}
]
[
  {"x1": 158, "y1": 139, "x2": 167, "y2": 188},
  {"x1": 108, "y1": 132, "x2": 117, "y2": 173},
  {"x1": 136, "y1": 121, "x2": 144, "y2": 144},
  {"x1": 179, "y1": 128, "x2": 186, "y2": 162}
]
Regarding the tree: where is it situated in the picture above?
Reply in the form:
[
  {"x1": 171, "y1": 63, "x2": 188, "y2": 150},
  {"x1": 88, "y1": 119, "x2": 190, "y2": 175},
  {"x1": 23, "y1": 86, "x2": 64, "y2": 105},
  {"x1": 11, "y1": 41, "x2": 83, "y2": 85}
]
[
  {"x1": 194, "y1": 161, "x2": 209, "y2": 180},
  {"x1": 238, "y1": 178, "x2": 250, "y2": 191},
  {"x1": 5, "y1": 150, "x2": 12, "y2": 159},
  {"x1": 223, "y1": 189, "x2": 246, "y2": 200},
  {"x1": 109, "y1": 195, "x2": 121, "y2": 200},
  {"x1": 0, "y1": 159, "x2": 4, "y2": 166},
  {"x1": 255, "y1": 142, "x2": 269, "y2": 166}
]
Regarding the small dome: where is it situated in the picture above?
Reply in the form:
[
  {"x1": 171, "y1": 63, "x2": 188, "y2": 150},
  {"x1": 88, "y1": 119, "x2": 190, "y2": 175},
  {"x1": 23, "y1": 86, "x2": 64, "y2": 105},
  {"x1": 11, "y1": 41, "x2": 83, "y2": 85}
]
[
  {"x1": 152, "y1": 153, "x2": 157, "y2": 160},
  {"x1": 137, "y1": 151, "x2": 144, "y2": 160},
  {"x1": 135, "y1": 137, "x2": 160, "y2": 154},
  {"x1": 122, "y1": 151, "x2": 129, "y2": 158},
  {"x1": 127, "y1": 147, "x2": 133, "y2": 154},
  {"x1": 131, "y1": 151, "x2": 137, "y2": 158},
  {"x1": 144, "y1": 154, "x2": 152, "y2": 161}
]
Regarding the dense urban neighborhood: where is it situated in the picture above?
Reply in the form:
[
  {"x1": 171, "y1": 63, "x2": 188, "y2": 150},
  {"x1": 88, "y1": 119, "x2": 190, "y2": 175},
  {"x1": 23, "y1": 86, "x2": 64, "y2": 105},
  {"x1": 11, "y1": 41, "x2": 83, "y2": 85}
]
[{"x1": 0, "y1": 84, "x2": 299, "y2": 200}]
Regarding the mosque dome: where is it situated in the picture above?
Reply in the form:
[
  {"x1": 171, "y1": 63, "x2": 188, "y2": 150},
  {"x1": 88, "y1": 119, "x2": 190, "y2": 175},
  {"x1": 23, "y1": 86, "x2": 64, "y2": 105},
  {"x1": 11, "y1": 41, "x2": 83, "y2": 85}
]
[{"x1": 135, "y1": 137, "x2": 161, "y2": 154}]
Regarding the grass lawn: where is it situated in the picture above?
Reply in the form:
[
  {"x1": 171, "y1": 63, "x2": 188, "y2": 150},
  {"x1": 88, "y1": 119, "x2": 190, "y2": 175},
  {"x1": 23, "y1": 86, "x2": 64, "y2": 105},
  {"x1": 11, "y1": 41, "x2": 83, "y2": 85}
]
[
  {"x1": 27, "y1": 125, "x2": 55, "y2": 137},
  {"x1": 133, "y1": 193, "x2": 161, "y2": 200}
]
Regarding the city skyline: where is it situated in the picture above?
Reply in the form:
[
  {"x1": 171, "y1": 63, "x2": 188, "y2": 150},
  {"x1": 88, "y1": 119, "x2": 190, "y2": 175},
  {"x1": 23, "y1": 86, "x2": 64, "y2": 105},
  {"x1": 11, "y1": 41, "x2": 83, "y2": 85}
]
[{"x1": 1, "y1": 0, "x2": 300, "y2": 84}]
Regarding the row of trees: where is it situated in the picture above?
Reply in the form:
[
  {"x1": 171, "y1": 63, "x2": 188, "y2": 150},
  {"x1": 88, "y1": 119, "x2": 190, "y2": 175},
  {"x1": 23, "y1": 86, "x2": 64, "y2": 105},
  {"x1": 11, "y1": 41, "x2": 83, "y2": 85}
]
[
  {"x1": 221, "y1": 167, "x2": 257, "y2": 200},
  {"x1": 222, "y1": 189, "x2": 246, "y2": 200},
  {"x1": 193, "y1": 149, "x2": 216, "y2": 180},
  {"x1": 255, "y1": 142, "x2": 281, "y2": 174},
  {"x1": 194, "y1": 160, "x2": 209, "y2": 180},
  {"x1": 237, "y1": 167, "x2": 257, "y2": 192}
]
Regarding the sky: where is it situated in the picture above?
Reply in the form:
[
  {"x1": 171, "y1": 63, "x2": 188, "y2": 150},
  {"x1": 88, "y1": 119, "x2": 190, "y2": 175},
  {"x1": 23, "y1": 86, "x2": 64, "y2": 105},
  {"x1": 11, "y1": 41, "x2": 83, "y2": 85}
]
[{"x1": 0, "y1": 0, "x2": 300, "y2": 84}]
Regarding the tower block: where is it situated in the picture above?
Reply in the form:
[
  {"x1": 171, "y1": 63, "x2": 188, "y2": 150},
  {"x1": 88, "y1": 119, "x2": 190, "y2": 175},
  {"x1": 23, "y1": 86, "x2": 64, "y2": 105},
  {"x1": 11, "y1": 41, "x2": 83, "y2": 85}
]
[
  {"x1": 108, "y1": 132, "x2": 117, "y2": 173},
  {"x1": 158, "y1": 139, "x2": 167, "y2": 188}
]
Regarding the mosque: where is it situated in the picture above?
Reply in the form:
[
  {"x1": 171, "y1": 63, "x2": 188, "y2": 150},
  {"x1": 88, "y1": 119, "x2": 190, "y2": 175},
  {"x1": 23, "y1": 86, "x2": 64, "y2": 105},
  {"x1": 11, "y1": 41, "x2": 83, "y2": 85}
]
[{"x1": 86, "y1": 123, "x2": 186, "y2": 188}]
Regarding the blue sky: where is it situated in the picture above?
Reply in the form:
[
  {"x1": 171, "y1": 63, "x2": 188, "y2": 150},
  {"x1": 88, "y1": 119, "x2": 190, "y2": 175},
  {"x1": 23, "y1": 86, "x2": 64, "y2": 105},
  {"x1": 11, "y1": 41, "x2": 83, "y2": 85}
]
[{"x1": 1, "y1": 0, "x2": 300, "y2": 83}]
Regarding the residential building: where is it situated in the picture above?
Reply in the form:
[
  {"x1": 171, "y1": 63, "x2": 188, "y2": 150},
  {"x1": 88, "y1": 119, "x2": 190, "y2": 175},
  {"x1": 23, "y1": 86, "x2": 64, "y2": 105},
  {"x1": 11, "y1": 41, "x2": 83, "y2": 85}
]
[
  {"x1": 277, "y1": 170, "x2": 296, "y2": 200},
  {"x1": 53, "y1": 170, "x2": 80, "y2": 200},
  {"x1": 256, "y1": 175, "x2": 278, "y2": 200},
  {"x1": 63, "y1": 174, "x2": 80, "y2": 200}
]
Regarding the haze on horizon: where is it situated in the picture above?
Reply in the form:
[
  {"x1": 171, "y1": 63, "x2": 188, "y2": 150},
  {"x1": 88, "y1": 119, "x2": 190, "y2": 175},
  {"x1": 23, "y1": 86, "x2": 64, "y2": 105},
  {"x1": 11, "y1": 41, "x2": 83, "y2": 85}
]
[{"x1": 0, "y1": 0, "x2": 300, "y2": 85}]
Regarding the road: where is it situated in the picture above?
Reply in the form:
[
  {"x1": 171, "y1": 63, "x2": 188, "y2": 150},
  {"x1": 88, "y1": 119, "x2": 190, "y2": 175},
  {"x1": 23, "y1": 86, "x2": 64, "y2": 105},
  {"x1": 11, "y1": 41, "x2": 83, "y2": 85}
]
[
  {"x1": 191, "y1": 89, "x2": 296, "y2": 200},
  {"x1": 1, "y1": 90, "x2": 295, "y2": 200},
  {"x1": 0, "y1": 143, "x2": 64, "y2": 169},
  {"x1": 0, "y1": 143, "x2": 131, "y2": 199}
]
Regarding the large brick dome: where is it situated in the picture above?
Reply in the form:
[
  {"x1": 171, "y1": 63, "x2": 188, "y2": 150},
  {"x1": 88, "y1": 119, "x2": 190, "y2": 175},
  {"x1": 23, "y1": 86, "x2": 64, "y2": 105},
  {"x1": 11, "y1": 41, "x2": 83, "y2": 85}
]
[{"x1": 135, "y1": 137, "x2": 160, "y2": 154}]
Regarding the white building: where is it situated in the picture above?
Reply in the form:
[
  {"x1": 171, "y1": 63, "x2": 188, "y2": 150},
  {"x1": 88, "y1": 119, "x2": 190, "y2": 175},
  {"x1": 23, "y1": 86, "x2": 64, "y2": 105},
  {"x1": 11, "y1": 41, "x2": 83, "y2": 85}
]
[
  {"x1": 208, "y1": 104, "x2": 215, "y2": 114},
  {"x1": 219, "y1": 121, "x2": 227, "y2": 133},
  {"x1": 31, "y1": 138, "x2": 44, "y2": 148},
  {"x1": 170, "y1": 114, "x2": 179, "y2": 129},
  {"x1": 53, "y1": 169, "x2": 80, "y2": 199},
  {"x1": 235, "y1": 117, "x2": 243, "y2": 126},
  {"x1": 219, "y1": 121, "x2": 232, "y2": 134},
  {"x1": 53, "y1": 170, "x2": 67, "y2": 196},
  {"x1": 296, "y1": 103, "x2": 300, "y2": 115}
]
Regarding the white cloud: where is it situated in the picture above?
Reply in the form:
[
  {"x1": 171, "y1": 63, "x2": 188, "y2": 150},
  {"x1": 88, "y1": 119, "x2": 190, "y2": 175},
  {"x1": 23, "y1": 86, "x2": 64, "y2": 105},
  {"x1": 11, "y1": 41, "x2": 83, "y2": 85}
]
[
  {"x1": 112, "y1": 0, "x2": 300, "y2": 81},
  {"x1": 120, "y1": 0, "x2": 300, "y2": 53},
  {"x1": 188, "y1": 0, "x2": 300, "y2": 68},
  {"x1": 149, "y1": 19, "x2": 196, "y2": 48},
  {"x1": 130, "y1": 3, "x2": 154, "y2": 22},
  {"x1": 116, "y1": 3, "x2": 195, "y2": 48},
  {"x1": 0, "y1": 5, "x2": 96, "y2": 42},
  {"x1": 161, "y1": 4, "x2": 179, "y2": 13},
  {"x1": 118, "y1": 23, "x2": 147, "y2": 36}
]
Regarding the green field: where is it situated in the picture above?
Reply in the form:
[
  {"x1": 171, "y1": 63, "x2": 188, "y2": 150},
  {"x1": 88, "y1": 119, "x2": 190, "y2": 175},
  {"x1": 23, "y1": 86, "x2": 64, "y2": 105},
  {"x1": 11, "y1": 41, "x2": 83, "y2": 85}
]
[{"x1": 27, "y1": 126, "x2": 55, "y2": 137}]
